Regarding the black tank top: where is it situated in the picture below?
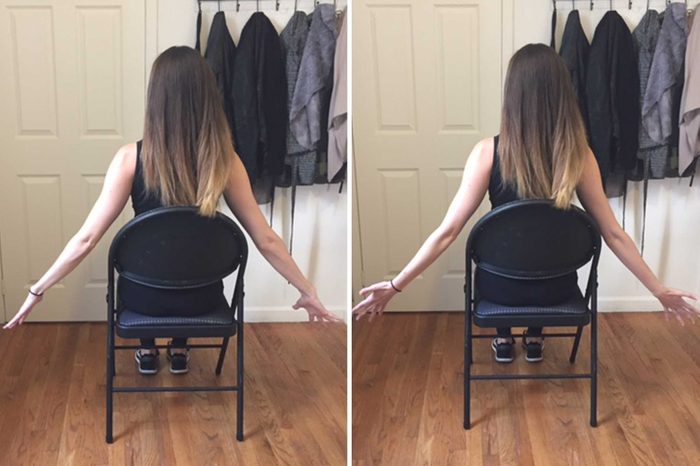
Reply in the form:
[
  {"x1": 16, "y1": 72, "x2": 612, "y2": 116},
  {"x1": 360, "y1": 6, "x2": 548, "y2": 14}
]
[
  {"x1": 117, "y1": 140, "x2": 227, "y2": 317},
  {"x1": 475, "y1": 136, "x2": 580, "y2": 306}
]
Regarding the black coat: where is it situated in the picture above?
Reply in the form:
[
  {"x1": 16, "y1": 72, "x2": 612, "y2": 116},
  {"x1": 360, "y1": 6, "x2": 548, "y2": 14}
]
[
  {"x1": 559, "y1": 10, "x2": 590, "y2": 135},
  {"x1": 232, "y1": 12, "x2": 287, "y2": 204},
  {"x1": 203, "y1": 12, "x2": 237, "y2": 142},
  {"x1": 585, "y1": 11, "x2": 640, "y2": 197}
]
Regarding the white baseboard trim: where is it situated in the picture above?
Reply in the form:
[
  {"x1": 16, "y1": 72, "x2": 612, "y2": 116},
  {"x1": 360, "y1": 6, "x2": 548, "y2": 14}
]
[
  {"x1": 597, "y1": 296, "x2": 661, "y2": 312},
  {"x1": 244, "y1": 306, "x2": 347, "y2": 322}
]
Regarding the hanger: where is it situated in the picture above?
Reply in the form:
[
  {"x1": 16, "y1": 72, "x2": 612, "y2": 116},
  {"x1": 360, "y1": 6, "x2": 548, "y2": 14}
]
[
  {"x1": 256, "y1": 0, "x2": 259, "y2": 11},
  {"x1": 609, "y1": 0, "x2": 613, "y2": 10},
  {"x1": 646, "y1": 0, "x2": 650, "y2": 10},
  {"x1": 572, "y1": 0, "x2": 576, "y2": 9}
]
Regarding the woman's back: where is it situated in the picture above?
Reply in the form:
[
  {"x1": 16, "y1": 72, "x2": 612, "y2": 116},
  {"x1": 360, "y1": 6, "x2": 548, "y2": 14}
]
[
  {"x1": 117, "y1": 140, "x2": 227, "y2": 317},
  {"x1": 476, "y1": 135, "x2": 580, "y2": 307}
]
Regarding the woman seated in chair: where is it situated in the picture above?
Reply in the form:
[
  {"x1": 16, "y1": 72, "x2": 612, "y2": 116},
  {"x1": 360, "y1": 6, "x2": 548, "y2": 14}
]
[
  {"x1": 352, "y1": 44, "x2": 698, "y2": 363},
  {"x1": 4, "y1": 46, "x2": 340, "y2": 374}
]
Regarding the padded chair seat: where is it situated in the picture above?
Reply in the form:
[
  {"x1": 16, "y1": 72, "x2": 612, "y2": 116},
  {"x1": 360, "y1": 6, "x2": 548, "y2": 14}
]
[
  {"x1": 116, "y1": 306, "x2": 237, "y2": 339},
  {"x1": 473, "y1": 294, "x2": 590, "y2": 328}
]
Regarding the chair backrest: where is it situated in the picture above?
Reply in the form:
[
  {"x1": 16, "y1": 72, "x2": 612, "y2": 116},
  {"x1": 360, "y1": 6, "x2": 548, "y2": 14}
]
[
  {"x1": 466, "y1": 200, "x2": 601, "y2": 280},
  {"x1": 109, "y1": 206, "x2": 248, "y2": 289}
]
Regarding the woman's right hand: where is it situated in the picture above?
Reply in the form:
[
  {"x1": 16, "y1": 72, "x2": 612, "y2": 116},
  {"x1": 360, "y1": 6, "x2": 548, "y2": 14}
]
[
  {"x1": 653, "y1": 286, "x2": 699, "y2": 326},
  {"x1": 352, "y1": 281, "x2": 398, "y2": 322},
  {"x1": 293, "y1": 290, "x2": 342, "y2": 322}
]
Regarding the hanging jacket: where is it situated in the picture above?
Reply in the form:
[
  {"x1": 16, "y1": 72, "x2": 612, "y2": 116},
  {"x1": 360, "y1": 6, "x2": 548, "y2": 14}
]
[
  {"x1": 327, "y1": 9, "x2": 347, "y2": 182},
  {"x1": 290, "y1": 4, "x2": 337, "y2": 183},
  {"x1": 232, "y1": 12, "x2": 287, "y2": 205},
  {"x1": 277, "y1": 11, "x2": 316, "y2": 188},
  {"x1": 585, "y1": 11, "x2": 640, "y2": 198},
  {"x1": 642, "y1": 3, "x2": 688, "y2": 178},
  {"x1": 679, "y1": 7, "x2": 700, "y2": 177},
  {"x1": 201, "y1": 11, "x2": 237, "y2": 142},
  {"x1": 628, "y1": 9, "x2": 666, "y2": 181},
  {"x1": 559, "y1": 10, "x2": 590, "y2": 136}
]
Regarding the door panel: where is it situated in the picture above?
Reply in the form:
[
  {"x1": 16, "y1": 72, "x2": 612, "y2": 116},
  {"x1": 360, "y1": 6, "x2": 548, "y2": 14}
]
[
  {"x1": 353, "y1": 0, "x2": 501, "y2": 311},
  {"x1": 0, "y1": 0, "x2": 144, "y2": 321}
]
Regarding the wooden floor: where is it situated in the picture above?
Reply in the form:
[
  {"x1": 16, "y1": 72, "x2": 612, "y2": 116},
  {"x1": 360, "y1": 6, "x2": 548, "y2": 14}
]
[
  {"x1": 352, "y1": 312, "x2": 700, "y2": 465},
  {"x1": 0, "y1": 322, "x2": 346, "y2": 466}
]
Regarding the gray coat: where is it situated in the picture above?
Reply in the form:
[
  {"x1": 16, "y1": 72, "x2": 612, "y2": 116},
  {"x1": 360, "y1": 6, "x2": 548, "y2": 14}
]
[
  {"x1": 679, "y1": 8, "x2": 700, "y2": 175},
  {"x1": 631, "y1": 9, "x2": 667, "y2": 179},
  {"x1": 279, "y1": 11, "x2": 316, "y2": 186},
  {"x1": 642, "y1": 3, "x2": 688, "y2": 176},
  {"x1": 290, "y1": 4, "x2": 337, "y2": 182}
]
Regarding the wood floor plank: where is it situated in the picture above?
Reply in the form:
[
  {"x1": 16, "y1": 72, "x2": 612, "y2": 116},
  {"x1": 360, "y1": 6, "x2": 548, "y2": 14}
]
[
  {"x1": 0, "y1": 322, "x2": 346, "y2": 466},
  {"x1": 352, "y1": 312, "x2": 700, "y2": 465}
]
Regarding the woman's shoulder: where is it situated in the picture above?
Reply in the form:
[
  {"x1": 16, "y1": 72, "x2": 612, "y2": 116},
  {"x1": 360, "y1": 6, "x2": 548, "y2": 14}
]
[
  {"x1": 469, "y1": 137, "x2": 496, "y2": 168},
  {"x1": 110, "y1": 142, "x2": 138, "y2": 176}
]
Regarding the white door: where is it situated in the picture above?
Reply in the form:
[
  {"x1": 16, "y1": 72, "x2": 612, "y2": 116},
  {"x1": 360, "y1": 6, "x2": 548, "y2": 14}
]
[
  {"x1": 353, "y1": 0, "x2": 502, "y2": 311},
  {"x1": 0, "y1": 0, "x2": 144, "y2": 322}
]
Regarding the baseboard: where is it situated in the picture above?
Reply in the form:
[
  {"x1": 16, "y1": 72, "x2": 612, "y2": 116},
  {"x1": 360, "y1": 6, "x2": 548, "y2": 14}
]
[
  {"x1": 244, "y1": 306, "x2": 347, "y2": 323},
  {"x1": 597, "y1": 296, "x2": 661, "y2": 312},
  {"x1": 16, "y1": 306, "x2": 347, "y2": 324}
]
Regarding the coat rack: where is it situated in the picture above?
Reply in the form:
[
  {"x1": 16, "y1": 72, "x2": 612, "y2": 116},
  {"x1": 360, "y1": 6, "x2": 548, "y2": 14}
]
[{"x1": 198, "y1": 0, "x2": 340, "y2": 12}]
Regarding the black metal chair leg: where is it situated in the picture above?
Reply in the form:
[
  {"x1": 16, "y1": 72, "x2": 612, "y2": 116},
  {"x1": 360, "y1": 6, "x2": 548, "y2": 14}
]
[
  {"x1": 236, "y1": 325, "x2": 244, "y2": 441},
  {"x1": 590, "y1": 311, "x2": 598, "y2": 427},
  {"x1": 569, "y1": 325, "x2": 583, "y2": 363},
  {"x1": 215, "y1": 337, "x2": 230, "y2": 375},
  {"x1": 464, "y1": 345, "x2": 471, "y2": 429},
  {"x1": 106, "y1": 324, "x2": 114, "y2": 443}
]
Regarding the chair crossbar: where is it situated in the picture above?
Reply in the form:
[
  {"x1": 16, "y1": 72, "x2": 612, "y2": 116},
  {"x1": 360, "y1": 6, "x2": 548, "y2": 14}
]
[
  {"x1": 115, "y1": 343, "x2": 226, "y2": 350},
  {"x1": 113, "y1": 385, "x2": 239, "y2": 393},
  {"x1": 472, "y1": 373, "x2": 591, "y2": 381}
]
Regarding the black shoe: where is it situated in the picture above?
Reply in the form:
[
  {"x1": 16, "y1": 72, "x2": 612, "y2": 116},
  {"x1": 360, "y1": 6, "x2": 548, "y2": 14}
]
[
  {"x1": 167, "y1": 343, "x2": 189, "y2": 374},
  {"x1": 522, "y1": 332, "x2": 544, "y2": 363},
  {"x1": 135, "y1": 349, "x2": 159, "y2": 375},
  {"x1": 491, "y1": 338, "x2": 515, "y2": 363}
]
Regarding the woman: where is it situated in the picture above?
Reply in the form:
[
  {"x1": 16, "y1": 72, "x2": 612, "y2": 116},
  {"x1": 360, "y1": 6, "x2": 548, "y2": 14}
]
[
  {"x1": 352, "y1": 44, "x2": 698, "y2": 363},
  {"x1": 3, "y1": 46, "x2": 340, "y2": 375}
]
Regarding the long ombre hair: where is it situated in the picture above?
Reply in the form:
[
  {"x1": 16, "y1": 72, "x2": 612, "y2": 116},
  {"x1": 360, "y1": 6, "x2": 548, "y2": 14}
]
[
  {"x1": 499, "y1": 44, "x2": 588, "y2": 209},
  {"x1": 141, "y1": 46, "x2": 234, "y2": 217}
]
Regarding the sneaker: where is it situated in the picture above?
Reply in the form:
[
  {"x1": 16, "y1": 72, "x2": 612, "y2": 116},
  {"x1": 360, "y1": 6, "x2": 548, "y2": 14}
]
[
  {"x1": 491, "y1": 337, "x2": 515, "y2": 363},
  {"x1": 522, "y1": 332, "x2": 544, "y2": 363},
  {"x1": 135, "y1": 348, "x2": 159, "y2": 375},
  {"x1": 167, "y1": 343, "x2": 190, "y2": 374}
]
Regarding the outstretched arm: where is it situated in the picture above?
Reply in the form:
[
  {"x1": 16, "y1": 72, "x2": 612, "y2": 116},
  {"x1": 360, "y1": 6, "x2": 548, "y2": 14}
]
[
  {"x1": 352, "y1": 138, "x2": 494, "y2": 321},
  {"x1": 223, "y1": 153, "x2": 340, "y2": 322},
  {"x1": 576, "y1": 148, "x2": 699, "y2": 325},
  {"x1": 4, "y1": 144, "x2": 136, "y2": 329}
]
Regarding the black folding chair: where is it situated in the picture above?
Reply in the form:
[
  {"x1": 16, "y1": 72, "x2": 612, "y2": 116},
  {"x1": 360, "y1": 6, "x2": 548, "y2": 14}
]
[
  {"x1": 106, "y1": 206, "x2": 248, "y2": 443},
  {"x1": 464, "y1": 200, "x2": 601, "y2": 428}
]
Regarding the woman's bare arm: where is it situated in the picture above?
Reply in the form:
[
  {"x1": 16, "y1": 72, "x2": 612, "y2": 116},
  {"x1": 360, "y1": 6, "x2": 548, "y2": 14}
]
[
  {"x1": 4, "y1": 144, "x2": 136, "y2": 329},
  {"x1": 223, "y1": 154, "x2": 340, "y2": 322},
  {"x1": 576, "y1": 148, "x2": 699, "y2": 324},
  {"x1": 352, "y1": 138, "x2": 494, "y2": 321}
]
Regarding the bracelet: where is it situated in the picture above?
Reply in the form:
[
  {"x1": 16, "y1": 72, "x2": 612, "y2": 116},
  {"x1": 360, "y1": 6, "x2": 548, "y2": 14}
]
[
  {"x1": 390, "y1": 279, "x2": 402, "y2": 293},
  {"x1": 28, "y1": 288, "x2": 43, "y2": 297}
]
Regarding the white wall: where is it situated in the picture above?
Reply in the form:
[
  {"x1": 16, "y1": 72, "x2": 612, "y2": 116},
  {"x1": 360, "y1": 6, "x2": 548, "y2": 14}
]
[
  {"x1": 148, "y1": 0, "x2": 347, "y2": 321},
  {"x1": 504, "y1": 0, "x2": 700, "y2": 311}
]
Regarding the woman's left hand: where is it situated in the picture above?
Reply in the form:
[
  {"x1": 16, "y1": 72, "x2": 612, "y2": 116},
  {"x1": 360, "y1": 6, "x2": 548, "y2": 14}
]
[
  {"x1": 654, "y1": 286, "x2": 700, "y2": 326},
  {"x1": 3, "y1": 292, "x2": 43, "y2": 330},
  {"x1": 293, "y1": 291, "x2": 342, "y2": 322}
]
